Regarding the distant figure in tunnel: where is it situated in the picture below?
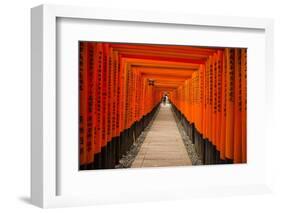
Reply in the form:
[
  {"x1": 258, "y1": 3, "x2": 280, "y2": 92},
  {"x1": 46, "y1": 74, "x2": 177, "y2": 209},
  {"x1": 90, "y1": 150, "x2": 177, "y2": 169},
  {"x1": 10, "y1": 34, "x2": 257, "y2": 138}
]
[
  {"x1": 162, "y1": 94, "x2": 168, "y2": 105},
  {"x1": 162, "y1": 95, "x2": 166, "y2": 105}
]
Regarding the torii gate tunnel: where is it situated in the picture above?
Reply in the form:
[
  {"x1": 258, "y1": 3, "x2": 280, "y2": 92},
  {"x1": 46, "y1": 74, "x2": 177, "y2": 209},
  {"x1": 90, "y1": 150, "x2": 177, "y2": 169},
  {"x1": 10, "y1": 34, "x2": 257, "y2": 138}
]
[{"x1": 79, "y1": 42, "x2": 247, "y2": 170}]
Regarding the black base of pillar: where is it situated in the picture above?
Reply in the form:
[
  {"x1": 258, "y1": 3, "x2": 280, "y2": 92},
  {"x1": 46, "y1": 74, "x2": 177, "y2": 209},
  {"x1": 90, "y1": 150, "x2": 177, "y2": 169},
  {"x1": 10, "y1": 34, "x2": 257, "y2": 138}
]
[
  {"x1": 94, "y1": 152, "x2": 102, "y2": 169},
  {"x1": 79, "y1": 164, "x2": 87, "y2": 170},
  {"x1": 115, "y1": 137, "x2": 121, "y2": 165},
  {"x1": 120, "y1": 130, "x2": 126, "y2": 157},
  {"x1": 110, "y1": 137, "x2": 118, "y2": 168},
  {"x1": 101, "y1": 146, "x2": 108, "y2": 169}
]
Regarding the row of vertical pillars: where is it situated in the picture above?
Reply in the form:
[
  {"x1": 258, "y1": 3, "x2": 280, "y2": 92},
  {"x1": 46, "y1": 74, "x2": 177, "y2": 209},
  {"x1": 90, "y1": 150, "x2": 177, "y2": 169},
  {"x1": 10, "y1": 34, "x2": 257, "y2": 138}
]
[
  {"x1": 171, "y1": 102, "x2": 233, "y2": 165},
  {"x1": 80, "y1": 103, "x2": 160, "y2": 170}
]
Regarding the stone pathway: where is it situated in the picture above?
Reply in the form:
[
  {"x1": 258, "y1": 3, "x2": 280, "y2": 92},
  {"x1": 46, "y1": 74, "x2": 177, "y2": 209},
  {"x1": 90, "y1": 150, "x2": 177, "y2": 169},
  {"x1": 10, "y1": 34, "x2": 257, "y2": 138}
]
[{"x1": 131, "y1": 103, "x2": 192, "y2": 168}]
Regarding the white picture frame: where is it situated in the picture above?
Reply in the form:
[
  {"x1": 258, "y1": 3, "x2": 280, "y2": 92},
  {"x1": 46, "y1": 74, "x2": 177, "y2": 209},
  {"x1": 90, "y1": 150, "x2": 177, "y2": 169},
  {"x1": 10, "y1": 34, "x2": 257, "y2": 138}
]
[{"x1": 31, "y1": 4, "x2": 274, "y2": 208}]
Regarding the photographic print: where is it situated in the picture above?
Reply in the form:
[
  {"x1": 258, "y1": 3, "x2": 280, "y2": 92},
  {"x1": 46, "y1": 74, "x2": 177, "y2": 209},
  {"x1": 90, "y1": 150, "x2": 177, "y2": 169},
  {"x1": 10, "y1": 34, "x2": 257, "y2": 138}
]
[{"x1": 79, "y1": 42, "x2": 247, "y2": 170}]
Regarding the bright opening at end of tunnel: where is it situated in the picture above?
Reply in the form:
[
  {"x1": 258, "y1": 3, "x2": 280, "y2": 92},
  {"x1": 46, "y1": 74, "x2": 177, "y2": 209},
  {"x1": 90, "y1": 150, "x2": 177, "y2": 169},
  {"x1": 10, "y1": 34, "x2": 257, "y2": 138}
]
[{"x1": 79, "y1": 42, "x2": 247, "y2": 170}]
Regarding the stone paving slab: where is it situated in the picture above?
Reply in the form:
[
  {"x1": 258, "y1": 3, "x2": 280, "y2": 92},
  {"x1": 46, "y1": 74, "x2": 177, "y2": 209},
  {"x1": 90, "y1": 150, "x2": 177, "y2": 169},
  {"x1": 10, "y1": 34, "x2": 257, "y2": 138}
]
[{"x1": 131, "y1": 103, "x2": 192, "y2": 168}]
